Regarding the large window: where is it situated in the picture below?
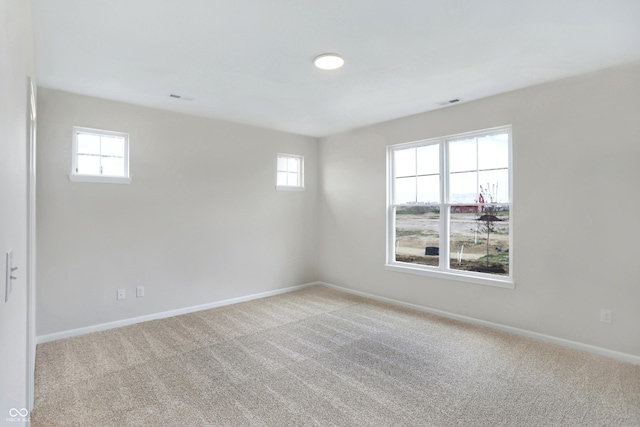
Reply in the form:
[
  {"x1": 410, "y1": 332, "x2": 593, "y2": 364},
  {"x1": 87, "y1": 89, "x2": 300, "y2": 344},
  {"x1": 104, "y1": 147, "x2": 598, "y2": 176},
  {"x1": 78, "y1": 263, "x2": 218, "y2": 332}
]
[
  {"x1": 387, "y1": 126, "x2": 512, "y2": 287},
  {"x1": 70, "y1": 127, "x2": 131, "y2": 184}
]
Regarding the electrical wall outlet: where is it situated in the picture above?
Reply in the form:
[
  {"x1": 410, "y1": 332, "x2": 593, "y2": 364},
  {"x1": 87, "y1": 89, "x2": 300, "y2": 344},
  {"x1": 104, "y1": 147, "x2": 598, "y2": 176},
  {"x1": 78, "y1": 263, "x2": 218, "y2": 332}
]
[
  {"x1": 600, "y1": 309, "x2": 612, "y2": 323},
  {"x1": 136, "y1": 286, "x2": 144, "y2": 297},
  {"x1": 117, "y1": 289, "x2": 125, "y2": 300}
]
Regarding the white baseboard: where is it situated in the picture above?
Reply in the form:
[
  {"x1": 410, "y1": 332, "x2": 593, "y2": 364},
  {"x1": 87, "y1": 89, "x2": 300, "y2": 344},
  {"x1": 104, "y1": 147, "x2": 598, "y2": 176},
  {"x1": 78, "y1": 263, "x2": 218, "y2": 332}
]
[
  {"x1": 318, "y1": 282, "x2": 640, "y2": 366},
  {"x1": 37, "y1": 280, "x2": 640, "y2": 366},
  {"x1": 36, "y1": 282, "x2": 319, "y2": 344}
]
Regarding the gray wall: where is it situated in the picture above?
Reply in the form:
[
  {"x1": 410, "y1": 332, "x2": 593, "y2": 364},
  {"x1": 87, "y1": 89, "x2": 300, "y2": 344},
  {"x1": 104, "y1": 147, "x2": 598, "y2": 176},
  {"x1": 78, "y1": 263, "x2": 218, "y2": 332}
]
[
  {"x1": 36, "y1": 62, "x2": 640, "y2": 360},
  {"x1": 0, "y1": 0, "x2": 35, "y2": 417},
  {"x1": 317, "y1": 61, "x2": 640, "y2": 357},
  {"x1": 36, "y1": 89, "x2": 318, "y2": 336}
]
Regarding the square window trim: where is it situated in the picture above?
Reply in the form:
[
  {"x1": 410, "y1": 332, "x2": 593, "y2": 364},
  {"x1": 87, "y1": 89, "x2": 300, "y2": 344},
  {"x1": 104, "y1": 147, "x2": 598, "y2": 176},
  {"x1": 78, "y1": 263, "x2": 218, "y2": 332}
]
[
  {"x1": 276, "y1": 153, "x2": 305, "y2": 191},
  {"x1": 69, "y1": 126, "x2": 131, "y2": 184}
]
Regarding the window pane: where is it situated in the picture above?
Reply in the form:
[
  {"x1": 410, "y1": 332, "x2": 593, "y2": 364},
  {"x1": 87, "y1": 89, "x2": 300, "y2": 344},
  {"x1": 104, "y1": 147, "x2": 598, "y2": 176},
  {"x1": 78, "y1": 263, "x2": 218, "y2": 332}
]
[
  {"x1": 394, "y1": 148, "x2": 416, "y2": 177},
  {"x1": 416, "y1": 175, "x2": 439, "y2": 204},
  {"x1": 478, "y1": 169, "x2": 509, "y2": 203},
  {"x1": 478, "y1": 133, "x2": 508, "y2": 170},
  {"x1": 287, "y1": 157, "x2": 299, "y2": 173},
  {"x1": 287, "y1": 172, "x2": 298, "y2": 186},
  {"x1": 416, "y1": 144, "x2": 439, "y2": 175},
  {"x1": 449, "y1": 138, "x2": 477, "y2": 173},
  {"x1": 77, "y1": 154, "x2": 100, "y2": 175},
  {"x1": 449, "y1": 171, "x2": 477, "y2": 203},
  {"x1": 101, "y1": 157, "x2": 125, "y2": 177},
  {"x1": 277, "y1": 157, "x2": 288, "y2": 171},
  {"x1": 101, "y1": 136, "x2": 125, "y2": 157},
  {"x1": 277, "y1": 171, "x2": 287, "y2": 186},
  {"x1": 395, "y1": 177, "x2": 416, "y2": 204},
  {"x1": 450, "y1": 205, "x2": 509, "y2": 276},
  {"x1": 395, "y1": 206, "x2": 439, "y2": 267},
  {"x1": 77, "y1": 133, "x2": 100, "y2": 155}
]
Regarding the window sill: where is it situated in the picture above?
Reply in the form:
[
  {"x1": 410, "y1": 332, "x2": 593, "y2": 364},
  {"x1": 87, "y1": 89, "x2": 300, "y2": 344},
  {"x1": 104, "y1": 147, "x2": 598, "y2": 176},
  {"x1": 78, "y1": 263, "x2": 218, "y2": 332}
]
[
  {"x1": 69, "y1": 174, "x2": 132, "y2": 184},
  {"x1": 276, "y1": 185, "x2": 305, "y2": 192},
  {"x1": 385, "y1": 262, "x2": 514, "y2": 289}
]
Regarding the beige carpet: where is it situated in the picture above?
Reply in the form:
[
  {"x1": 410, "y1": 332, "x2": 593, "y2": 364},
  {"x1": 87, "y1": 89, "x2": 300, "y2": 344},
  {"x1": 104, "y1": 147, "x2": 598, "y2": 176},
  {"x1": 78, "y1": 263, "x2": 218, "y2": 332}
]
[{"x1": 32, "y1": 286, "x2": 640, "y2": 426}]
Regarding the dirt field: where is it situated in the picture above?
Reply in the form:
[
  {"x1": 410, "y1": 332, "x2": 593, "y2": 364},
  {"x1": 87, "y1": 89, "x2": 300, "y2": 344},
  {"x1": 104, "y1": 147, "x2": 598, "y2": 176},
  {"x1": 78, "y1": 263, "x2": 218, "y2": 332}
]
[{"x1": 395, "y1": 208, "x2": 509, "y2": 275}]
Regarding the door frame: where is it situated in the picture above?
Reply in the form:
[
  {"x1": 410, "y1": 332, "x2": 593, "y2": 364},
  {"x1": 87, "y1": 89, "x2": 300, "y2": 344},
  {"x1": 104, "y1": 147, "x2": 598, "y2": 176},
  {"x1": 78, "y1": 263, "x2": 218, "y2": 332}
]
[{"x1": 27, "y1": 77, "x2": 37, "y2": 410}]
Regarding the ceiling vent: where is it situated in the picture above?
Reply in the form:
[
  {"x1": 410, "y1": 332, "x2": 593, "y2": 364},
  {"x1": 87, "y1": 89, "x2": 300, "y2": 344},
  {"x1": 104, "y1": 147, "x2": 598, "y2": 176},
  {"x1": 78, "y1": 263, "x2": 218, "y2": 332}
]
[
  {"x1": 169, "y1": 94, "x2": 194, "y2": 101},
  {"x1": 437, "y1": 99, "x2": 461, "y2": 106}
]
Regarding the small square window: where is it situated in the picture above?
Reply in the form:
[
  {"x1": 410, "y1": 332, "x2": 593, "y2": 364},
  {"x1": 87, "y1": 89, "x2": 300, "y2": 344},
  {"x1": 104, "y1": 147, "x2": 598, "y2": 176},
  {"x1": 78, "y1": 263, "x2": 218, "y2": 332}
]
[
  {"x1": 70, "y1": 127, "x2": 131, "y2": 184},
  {"x1": 276, "y1": 154, "x2": 304, "y2": 191}
]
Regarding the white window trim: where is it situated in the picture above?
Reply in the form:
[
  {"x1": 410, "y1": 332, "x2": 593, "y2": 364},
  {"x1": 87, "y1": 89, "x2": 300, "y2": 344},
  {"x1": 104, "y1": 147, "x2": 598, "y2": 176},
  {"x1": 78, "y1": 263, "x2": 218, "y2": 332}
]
[
  {"x1": 386, "y1": 126, "x2": 513, "y2": 289},
  {"x1": 276, "y1": 153, "x2": 305, "y2": 191},
  {"x1": 69, "y1": 174, "x2": 131, "y2": 184},
  {"x1": 69, "y1": 126, "x2": 131, "y2": 184}
]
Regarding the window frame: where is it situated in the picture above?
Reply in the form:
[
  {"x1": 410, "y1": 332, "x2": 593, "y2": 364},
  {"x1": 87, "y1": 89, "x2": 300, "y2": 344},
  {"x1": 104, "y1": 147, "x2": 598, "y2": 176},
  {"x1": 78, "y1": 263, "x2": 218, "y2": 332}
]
[
  {"x1": 276, "y1": 153, "x2": 304, "y2": 191},
  {"x1": 386, "y1": 126, "x2": 513, "y2": 288},
  {"x1": 69, "y1": 126, "x2": 131, "y2": 184}
]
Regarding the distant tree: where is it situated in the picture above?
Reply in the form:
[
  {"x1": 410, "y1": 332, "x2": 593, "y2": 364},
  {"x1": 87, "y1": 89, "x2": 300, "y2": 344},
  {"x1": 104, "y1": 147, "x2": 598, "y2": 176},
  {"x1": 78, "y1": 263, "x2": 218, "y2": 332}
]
[{"x1": 476, "y1": 183, "x2": 501, "y2": 268}]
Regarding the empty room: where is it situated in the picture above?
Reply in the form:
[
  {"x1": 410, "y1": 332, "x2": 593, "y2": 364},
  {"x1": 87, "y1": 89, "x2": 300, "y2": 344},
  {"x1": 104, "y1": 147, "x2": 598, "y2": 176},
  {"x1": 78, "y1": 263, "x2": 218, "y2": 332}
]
[{"x1": 1, "y1": 0, "x2": 640, "y2": 425}]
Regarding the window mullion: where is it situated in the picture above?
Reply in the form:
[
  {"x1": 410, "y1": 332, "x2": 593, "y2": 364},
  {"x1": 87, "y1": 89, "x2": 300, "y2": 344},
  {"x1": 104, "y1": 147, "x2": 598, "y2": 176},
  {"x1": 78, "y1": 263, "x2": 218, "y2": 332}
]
[
  {"x1": 414, "y1": 147, "x2": 418, "y2": 203},
  {"x1": 98, "y1": 136, "x2": 103, "y2": 176},
  {"x1": 440, "y1": 140, "x2": 448, "y2": 272},
  {"x1": 476, "y1": 137, "x2": 479, "y2": 203}
]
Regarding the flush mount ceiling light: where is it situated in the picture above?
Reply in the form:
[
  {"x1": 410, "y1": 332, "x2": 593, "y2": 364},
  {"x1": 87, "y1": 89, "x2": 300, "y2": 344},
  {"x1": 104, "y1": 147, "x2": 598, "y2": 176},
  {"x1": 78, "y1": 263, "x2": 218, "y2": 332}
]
[{"x1": 313, "y1": 53, "x2": 344, "y2": 70}]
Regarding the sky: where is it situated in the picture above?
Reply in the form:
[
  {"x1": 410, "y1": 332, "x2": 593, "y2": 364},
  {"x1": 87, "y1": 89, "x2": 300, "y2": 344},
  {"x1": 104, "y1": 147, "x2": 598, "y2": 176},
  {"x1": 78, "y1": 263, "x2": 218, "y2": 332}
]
[{"x1": 394, "y1": 132, "x2": 509, "y2": 205}]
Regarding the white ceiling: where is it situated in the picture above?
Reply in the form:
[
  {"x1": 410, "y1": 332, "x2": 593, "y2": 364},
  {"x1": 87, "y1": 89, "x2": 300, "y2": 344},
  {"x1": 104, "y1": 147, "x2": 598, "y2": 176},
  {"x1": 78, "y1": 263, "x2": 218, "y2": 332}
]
[{"x1": 32, "y1": 0, "x2": 640, "y2": 137}]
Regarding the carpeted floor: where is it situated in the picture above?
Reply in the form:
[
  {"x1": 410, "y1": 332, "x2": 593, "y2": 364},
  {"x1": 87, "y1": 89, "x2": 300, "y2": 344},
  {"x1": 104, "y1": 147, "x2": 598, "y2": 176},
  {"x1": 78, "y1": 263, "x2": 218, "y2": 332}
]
[{"x1": 32, "y1": 286, "x2": 640, "y2": 426}]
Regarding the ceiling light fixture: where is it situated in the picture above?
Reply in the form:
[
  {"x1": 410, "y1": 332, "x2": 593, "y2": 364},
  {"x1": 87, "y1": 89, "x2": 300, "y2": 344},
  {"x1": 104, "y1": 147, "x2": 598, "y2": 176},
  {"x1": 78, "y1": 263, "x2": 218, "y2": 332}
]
[{"x1": 313, "y1": 53, "x2": 344, "y2": 70}]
